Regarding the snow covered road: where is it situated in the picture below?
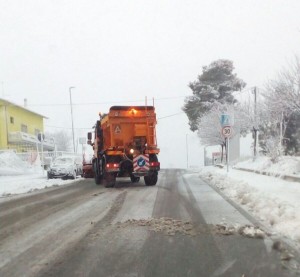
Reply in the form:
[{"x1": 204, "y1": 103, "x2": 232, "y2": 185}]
[{"x1": 0, "y1": 169, "x2": 298, "y2": 276}]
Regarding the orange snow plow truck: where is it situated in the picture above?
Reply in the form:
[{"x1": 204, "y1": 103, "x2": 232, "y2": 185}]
[{"x1": 87, "y1": 106, "x2": 160, "y2": 187}]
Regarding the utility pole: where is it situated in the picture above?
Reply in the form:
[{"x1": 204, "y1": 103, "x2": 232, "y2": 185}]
[
  {"x1": 69, "y1": 87, "x2": 76, "y2": 153},
  {"x1": 253, "y1": 87, "x2": 258, "y2": 160}
]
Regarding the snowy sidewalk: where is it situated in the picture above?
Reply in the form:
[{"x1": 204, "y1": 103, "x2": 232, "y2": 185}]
[
  {"x1": 0, "y1": 151, "x2": 80, "y2": 197},
  {"x1": 234, "y1": 166, "x2": 300, "y2": 182},
  {"x1": 199, "y1": 165, "x2": 300, "y2": 248},
  {"x1": 0, "y1": 173, "x2": 80, "y2": 197}
]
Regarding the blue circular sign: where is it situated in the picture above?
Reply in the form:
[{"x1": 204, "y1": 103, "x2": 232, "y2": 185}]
[{"x1": 137, "y1": 157, "x2": 146, "y2": 167}]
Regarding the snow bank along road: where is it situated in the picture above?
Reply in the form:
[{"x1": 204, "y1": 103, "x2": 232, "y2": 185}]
[{"x1": 0, "y1": 169, "x2": 299, "y2": 277}]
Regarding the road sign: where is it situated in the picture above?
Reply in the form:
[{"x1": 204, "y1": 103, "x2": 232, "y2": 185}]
[
  {"x1": 78, "y1": 137, "x2": 86, "y2": 144},
  {"x1": 220, "y1": 114, "x2": 230, "y2": 126},
  {"x1": 221, "y1": 126, "x2": 233, "y2": 138}
]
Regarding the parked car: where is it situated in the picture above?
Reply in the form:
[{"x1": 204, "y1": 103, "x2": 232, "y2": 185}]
[{"x1": 47, "y1": 156, "x2": 82, "y2": 179}]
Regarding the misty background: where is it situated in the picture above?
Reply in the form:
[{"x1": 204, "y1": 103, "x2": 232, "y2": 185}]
[{"x1": 1, "y1": 0, "x2": 300, "y2": 168}]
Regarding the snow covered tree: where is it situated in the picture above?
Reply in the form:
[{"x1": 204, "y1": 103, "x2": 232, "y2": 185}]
[
  {"x1": 197, "y1": 102, "x2": 250, "y2": 161},
  {"x1": 262, "y1": 56, "x2": 300, "y2": 156},
  {"x1": 46, "y1": 130, "x2": 72, "y2": 152},
  {"x1": 197, "y1": 107, "x2": 224, "y2": 147},
  {"x1": 264, "y1": 56, "x2": 300, "y2": 115},
  {"x1": 284, "y1": 113, "x2": 300, "y2": 155},
  {"x1": 258, "y1": 94, "x2": 289, "y2": 160},
  {"x1": 197, "y1": 106, "x2": 226, "y2": 162},
  {"x1": 183, "y1": 59, "x2": 246, "y2": 131}
]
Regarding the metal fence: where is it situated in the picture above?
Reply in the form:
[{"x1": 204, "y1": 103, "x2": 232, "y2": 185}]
[{"x1": 0, "y1": 149, "x2": 83, "y2": 169}]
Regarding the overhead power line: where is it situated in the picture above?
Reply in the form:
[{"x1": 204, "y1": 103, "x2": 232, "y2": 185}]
[
  {"x1": 158, "y1": 112, "x2": 185, "y2": 120},
  {"x1": 232, "y1": 87, "x2": 256, "y2": 97},
  {"x1": 45, "y1": 125, "x2": 93, "y2": 130},
  {"x1": 45, "y1": 88, "x2": 260, "y2": 126},
  {"x1": 46, "y1": 110, "x2": 186, "y2": 131},
  {"x1": 25, "y1": 95, "x2": 187, "y2": 107}
]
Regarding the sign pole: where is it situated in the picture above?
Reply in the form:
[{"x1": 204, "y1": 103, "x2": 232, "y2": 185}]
[
  {"x1": 220, "y1": 113, "x2": 233, "y2": 173},
  {"x1": 227, "y1": 137, "x2": 229, "y2": 173}
]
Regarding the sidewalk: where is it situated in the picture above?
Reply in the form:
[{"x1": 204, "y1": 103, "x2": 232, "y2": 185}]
[{"x1": 199, "y1": 163, "x2": 300, "y2": 252}]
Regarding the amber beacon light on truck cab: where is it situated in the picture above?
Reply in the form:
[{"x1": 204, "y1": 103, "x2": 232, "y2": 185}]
[{"x1": 87, "y1": 105, "x2": 160, "y2": 187}]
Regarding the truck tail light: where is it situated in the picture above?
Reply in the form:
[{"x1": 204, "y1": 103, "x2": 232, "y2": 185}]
[
  {"x1": 150, "y1": 162, "x2": 160, "y2": 167},
  {"x1": 106, "y1": 163, "x2": 119, "y2": 168}
]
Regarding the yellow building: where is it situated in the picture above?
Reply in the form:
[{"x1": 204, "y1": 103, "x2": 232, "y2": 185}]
[{"x1": 0, "y1": 98, "x2": 54, "y2": 152}]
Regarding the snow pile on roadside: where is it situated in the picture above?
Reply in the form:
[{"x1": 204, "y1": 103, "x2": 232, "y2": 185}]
[
  {"x1": 235, "y1": 156, "x2": 300, "y2": 176},
  {"x1": 200, "y1": 166, "x2": 300, "y2": 245},
  {"x1": 0, "y1": 151, "x2": 31, "y2": 175},
  {"x1": 0, "y1": 173, "x2": 80, "y2": 196},
  {"x1": 0, "y1": 151, "x2": 81, "y2": 196}
]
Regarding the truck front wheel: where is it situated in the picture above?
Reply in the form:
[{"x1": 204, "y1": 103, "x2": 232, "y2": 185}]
[{"x1": 144, "y1": 172, "x2": 158, "y2": 186}]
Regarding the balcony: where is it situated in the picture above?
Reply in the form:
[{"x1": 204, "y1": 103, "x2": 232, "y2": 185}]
[{"x1": 8, "y1": 131, "x2": 55, "y2": 151}]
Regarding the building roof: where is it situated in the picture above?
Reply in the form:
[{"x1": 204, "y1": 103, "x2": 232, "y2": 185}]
[{"x1": 0, "y1": 98, "x2": 48, "y2": 119}]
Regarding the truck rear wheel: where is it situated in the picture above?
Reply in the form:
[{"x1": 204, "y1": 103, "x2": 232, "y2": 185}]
[
  {"x1": 144, "y1": 172, "x2": 158, "y2": 186},
  {"x1": 93, "y1": 161, "x2": 103, "y2": 185},
  {"x1": 94, "y1": 172, "x2": 102, "y2": 185}
]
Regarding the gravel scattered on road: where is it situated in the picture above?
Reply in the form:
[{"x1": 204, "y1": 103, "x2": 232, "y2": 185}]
[{"x1": 115, "y1": 217, "x2": 268, "y2": 238}]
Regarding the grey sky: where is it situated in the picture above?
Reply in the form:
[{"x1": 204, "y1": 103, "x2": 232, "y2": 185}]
[{"x1": 1, "y1": 0, "x2": 300, "y2": 167}]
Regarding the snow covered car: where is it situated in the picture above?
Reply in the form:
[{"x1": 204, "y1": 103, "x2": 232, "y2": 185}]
[{"x1": 47, "y1": 156, "x2": 82, "y2": 179}]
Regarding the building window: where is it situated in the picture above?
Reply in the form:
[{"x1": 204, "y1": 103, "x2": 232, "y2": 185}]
[
  {"x1": 21, "y1": 124, "x2": 28, "y2": 133},
  {"x1": 10, "y1": 117, "x2": 14, "y2": 124}
]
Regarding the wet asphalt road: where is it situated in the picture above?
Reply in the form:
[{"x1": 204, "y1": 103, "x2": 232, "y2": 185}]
[{"x1": 0, "y1": 169, "x2": 298, "y2": 277}]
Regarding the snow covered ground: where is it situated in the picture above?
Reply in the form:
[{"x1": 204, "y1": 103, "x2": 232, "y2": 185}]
[
  {"x1": 1, "y1": 151, "x2": 300, "y2": 249},
  {"x1": 199, "y1": 156, "x2": 300, "y2": 249},
  {"x1": 0, "y1": 151, "x2": 80, "y2": 196}
]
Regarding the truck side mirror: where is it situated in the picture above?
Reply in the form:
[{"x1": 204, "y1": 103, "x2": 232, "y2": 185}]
[{"x1": 87, "y1": 132, "x2": 92, "y2": 145}]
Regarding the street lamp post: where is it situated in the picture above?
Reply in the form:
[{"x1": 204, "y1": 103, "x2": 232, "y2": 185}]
[
  {"x1": 69, "y1": 87, "x2": 75, "y2": 153},
  {"x1": 186, "y1": 134, "x2": 189, "y2": 169}
]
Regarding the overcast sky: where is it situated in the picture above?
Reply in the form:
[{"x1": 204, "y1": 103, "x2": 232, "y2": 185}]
[{"x1": 1, "y1": 0, "x2": 300, "y2": 168}]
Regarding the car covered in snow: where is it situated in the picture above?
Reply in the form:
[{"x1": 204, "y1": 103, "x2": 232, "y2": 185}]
[{"x1": 47, "y1": 156, "x2": 82, "y2": 179}]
